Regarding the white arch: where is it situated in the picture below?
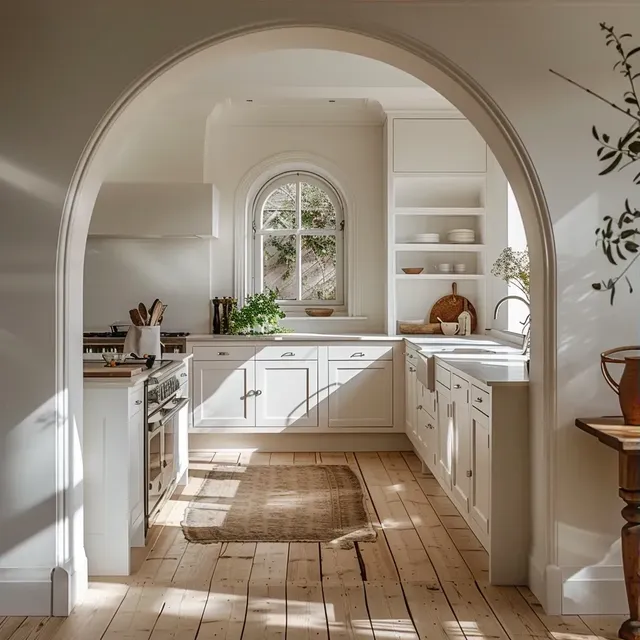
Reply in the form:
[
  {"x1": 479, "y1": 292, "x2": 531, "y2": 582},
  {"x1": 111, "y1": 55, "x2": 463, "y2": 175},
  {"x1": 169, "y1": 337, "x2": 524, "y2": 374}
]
[{"x1": 55, "y1": 24, "x2": 556, "y2": 613}]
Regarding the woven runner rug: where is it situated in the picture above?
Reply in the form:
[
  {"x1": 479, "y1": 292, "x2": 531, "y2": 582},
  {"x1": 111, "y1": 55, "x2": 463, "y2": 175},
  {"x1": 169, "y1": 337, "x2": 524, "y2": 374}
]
[{"x1": 181, "y1": 464, "x2": 376, "y2": 546}]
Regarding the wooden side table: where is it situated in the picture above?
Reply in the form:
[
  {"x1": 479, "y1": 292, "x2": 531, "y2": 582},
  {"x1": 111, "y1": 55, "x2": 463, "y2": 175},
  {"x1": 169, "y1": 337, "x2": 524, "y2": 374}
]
[{"x1": 575, "y1": 417, "x2": 640, "y2": 640}]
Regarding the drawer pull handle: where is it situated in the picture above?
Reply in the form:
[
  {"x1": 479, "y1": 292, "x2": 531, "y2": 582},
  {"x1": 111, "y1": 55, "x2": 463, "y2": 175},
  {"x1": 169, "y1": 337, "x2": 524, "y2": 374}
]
[
  {"x1": 281, "y1": 352, "x2": 295, "y2": 357},
  {"x1": 427, "y1": 423, "x2": 434, "y2": 429},
  {"x1": 417, "y1": 405, "x2": 423, "y2": 410},
  {"x1": 218, "y1": 351, "x2": 229, "y2": 356},
  {"x1": 475, "y1": 397, "x2": 483, "y2": 403},
  {"x1": 453, "y1": 384, "x2": 462, "y2": 389},
  {"x1": 135, "y1": 400, "x2": 142, "y2": 405},
  {"x1": 409, "y1": 367, "x2": 416, "y2": 373},
  {"x1": 466, "y1": 470, "x2": 473, "y2": 478},
  {"x1": 351, "y1": 352, "x2": 365, "y2": 358},
  {"x1": 180, "y1": 373, "x2": 187, "y2": 377},
  {"x1": 255, "y1": 390, "x2": 263, "y2": 396}
]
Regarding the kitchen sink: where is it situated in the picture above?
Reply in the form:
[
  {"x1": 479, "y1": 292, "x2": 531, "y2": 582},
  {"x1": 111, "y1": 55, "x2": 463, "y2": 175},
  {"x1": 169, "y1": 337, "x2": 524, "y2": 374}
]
[{"x1": 449, "y1": 348, "x2": 496, "y2": 354}]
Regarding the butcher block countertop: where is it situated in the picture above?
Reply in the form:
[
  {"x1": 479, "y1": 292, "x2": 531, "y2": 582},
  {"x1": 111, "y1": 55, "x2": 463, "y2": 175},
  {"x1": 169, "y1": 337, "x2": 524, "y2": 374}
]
[{"x1": 83, "y1": 353, "x2": 192, "y2": 388}]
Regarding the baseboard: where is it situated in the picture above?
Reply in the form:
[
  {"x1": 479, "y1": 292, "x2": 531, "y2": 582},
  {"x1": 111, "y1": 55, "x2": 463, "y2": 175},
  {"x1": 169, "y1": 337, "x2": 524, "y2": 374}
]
[
  {"x1": 561, "y1": 565, "x2": 628, "y2": 614},
  {"x1": 189, "y1": 432, "x2": 411, "y2": 452},
  {"x1": 0, "y1": 568, "x2": 52, "y2": 616}
]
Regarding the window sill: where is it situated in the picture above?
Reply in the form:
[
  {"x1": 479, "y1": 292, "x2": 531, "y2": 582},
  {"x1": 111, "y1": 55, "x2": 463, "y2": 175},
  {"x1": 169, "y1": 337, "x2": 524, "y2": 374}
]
[{"x1": 283, "y1": 315, "x2": 368, "y2": 321}]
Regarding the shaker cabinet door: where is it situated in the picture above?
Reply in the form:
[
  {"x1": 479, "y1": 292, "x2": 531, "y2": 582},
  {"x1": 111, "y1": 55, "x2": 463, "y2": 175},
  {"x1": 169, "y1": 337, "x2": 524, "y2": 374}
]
[
  {"x1": 436, "y1": 382, "x2": 453, "y2": 489},
  {"x1": 193, "y1": 360, "x2": 255, "y2": 428},
  {"x1": 328, "y1": 361, "x2": 393, "y2": 428},
  {"x1": 451, "y1": 376, "x2": 471, "y2": 514},
  {"x1": 405, "y1": 359, "x2": 418, "y2": 435},
  {"x1": 255, "y1": 361, "x2": 318, "y2": 428},
  {"x1": 470, "y1": 407, "x2": 491, "y2": 536}
]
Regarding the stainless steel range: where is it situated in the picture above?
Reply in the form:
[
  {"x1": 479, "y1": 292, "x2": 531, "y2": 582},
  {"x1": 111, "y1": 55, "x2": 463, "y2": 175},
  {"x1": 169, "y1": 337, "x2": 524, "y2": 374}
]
[
  {"x1": 83, "y1": 326, "x2": 189, "y2": 354},
  {"x1": 144, "y1": 361, "x2": 189, "y2": 531}
]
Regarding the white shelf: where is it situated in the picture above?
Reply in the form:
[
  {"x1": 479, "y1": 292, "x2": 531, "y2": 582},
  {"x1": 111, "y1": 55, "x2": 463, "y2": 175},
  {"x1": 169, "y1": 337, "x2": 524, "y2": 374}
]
[
  {"x1": 396, "y1": 274, "x2": 485, "y2": 280},
  {"x1": 394, "y1": 243, "x2": 485, "y2": 252},
  {"x1": 393, "y1": 171, "x2": 486, "y2": 179},
  {"x1": 394, "y1": 207, "x2": 484, "y2": 217}
]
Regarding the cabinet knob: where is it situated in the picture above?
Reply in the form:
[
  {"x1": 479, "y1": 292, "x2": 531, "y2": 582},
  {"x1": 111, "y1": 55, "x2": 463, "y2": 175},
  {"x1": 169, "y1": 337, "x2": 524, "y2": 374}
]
[
  {"x1": 135, "y1": 400, "x2": 142, "y2": 405},
  {"x1": 409, "y1": 367, "x2": 416, "y2": 373},
  {"x1": 148, "y1": 482, "x2": 152, "y2": 490},
  {"x1": 218, "y1": 351, "x2": 229, "y2": 356},
  {"x1": 180, "y1": 373, "x2": 187, "y2": 377},
  {"x1": 475, "y1": 397, "x2": 483, "y2": 403},
  {"x1": 417, "y1": 405, "x2": 423, "y2": 410},
  {"x1": 427, "y1": 423, "x2": 434, "y2": 429},
  {"x1": 453, "y1": 384, "x2": 462, "y2": 389}
]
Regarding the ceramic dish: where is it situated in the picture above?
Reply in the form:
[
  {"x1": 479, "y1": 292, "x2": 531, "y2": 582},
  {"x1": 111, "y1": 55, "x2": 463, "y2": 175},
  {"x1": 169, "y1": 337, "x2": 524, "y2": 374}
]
[
  {"x1": 401, "y1": 267, "x2": 424, "y2": 274},
  {"x1": 305, "y1": 308, "x2": 334, "y2": 317}
]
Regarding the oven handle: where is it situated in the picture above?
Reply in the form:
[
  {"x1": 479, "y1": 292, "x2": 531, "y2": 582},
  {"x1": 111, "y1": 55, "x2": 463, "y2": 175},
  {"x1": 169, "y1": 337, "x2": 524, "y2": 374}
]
[{"x1": 156, "y1": 397, "x2": 189, "y2": 426}]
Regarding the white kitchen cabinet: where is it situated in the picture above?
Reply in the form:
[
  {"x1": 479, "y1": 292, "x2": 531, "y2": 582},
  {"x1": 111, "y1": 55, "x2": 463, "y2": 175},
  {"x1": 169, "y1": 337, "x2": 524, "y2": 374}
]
[
  {"x1": 255, "y1": 360, "x2": 318, "y2": 428},
  {"x1": 418, "y1": 385, "x2": 438, "y2": 472},
  {"x1": 392, "y1": 118, "x2": 487, "y2": 173},
  {"x1": 407, "y1": 353, "x2": 529, "y2": 585},
  {"x1": 405, "y1": 358, "x2": 418, "y2": 436},
  {"x1": 470, "y1": 407, "x2": 490, "y2": 536},
  {"x1": 128, "y1": 403, "x2": 145, "y2": 548},
  {"x1": 193, "y1": 360, "x2": 255, "y2": 428},
  {"x1": 436, "y1": 381, "x2": 453, "y2": 488},
  {"x1": 328, "y1": 360, "x2": 393, "y2": 428},
  {"x1": 451, "y1": 374, "x2": 471, "y2": 513}
]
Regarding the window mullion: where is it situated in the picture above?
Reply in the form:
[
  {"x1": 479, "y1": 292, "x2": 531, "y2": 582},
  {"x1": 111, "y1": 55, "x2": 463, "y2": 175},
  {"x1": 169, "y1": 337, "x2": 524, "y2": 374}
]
[{"x1": 296, "y1": 179, "x2": 302, "y2": 301}]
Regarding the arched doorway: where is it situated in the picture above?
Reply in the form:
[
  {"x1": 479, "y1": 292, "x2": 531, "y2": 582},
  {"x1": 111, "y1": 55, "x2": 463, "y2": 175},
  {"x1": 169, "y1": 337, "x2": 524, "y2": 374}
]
[{"x1": 56, "y1": 24, "x2": 556, "y2": 613}]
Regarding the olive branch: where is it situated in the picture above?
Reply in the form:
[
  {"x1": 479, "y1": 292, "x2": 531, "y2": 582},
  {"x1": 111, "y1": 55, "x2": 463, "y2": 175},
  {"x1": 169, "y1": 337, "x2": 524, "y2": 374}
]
[{"x1": 551, "y1": 22, "x2": 640, "y2": 304}]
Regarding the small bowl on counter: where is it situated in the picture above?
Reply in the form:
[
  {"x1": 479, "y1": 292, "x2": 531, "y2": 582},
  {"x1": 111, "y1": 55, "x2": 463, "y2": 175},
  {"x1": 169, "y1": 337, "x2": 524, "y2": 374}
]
[
  {"x1": 305, "y1": 308, "x2": 335, "y2": 317},
  {"x1": 101, "y1": 353, "x2": 130, "y2": 367}
]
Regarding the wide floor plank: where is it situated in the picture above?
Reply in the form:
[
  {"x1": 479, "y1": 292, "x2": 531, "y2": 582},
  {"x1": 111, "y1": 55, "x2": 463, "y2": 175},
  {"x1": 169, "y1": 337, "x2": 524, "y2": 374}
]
[{"x1": 12, "y1": 450, "x2": 566, "y2": 640}]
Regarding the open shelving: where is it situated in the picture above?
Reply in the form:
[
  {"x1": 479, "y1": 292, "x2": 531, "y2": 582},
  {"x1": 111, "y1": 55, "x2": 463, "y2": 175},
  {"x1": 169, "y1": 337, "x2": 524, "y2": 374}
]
[{"x1": 385, "y1": 114, "x2": 491, "y2": 335}]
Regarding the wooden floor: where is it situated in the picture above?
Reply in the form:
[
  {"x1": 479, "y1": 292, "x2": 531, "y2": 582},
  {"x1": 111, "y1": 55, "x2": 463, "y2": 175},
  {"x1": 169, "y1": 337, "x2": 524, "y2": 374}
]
[{"x1": 0, "y1": 451, "x2": 625, "y2": 640}]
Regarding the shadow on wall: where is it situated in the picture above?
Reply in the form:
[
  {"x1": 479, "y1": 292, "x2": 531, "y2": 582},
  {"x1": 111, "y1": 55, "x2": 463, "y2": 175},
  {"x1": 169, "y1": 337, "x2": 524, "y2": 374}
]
[{"x1": 554, "y1": 188, "x2": 626, "y2": 575}]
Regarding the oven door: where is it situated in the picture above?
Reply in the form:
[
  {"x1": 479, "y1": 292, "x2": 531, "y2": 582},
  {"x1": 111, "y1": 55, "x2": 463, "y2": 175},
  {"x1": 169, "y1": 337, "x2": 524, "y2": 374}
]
[{"x1": 147, "y1": 424, "x2": 164, "y2": 521}]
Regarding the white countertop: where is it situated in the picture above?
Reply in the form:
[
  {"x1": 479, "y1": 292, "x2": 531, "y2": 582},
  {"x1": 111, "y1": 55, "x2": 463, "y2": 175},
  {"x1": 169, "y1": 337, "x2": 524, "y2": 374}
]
[
  {"x1": 437, "y1": 355, "x2": 529, "y2": 386},
  {"x1": 83, "y1": 353, "x2": 192, "y2": 388},
  {"x1": 187, "y1": 332, "x2": 404, "y2": 342}
]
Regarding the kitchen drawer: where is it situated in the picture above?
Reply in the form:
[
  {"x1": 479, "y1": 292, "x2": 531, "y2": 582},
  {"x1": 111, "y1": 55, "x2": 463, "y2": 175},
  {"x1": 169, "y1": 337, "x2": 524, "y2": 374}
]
[
  {"x1": 255, "y1": 345, "x2": 318, "y2": 361},
  {"x1": 175, "y1": 364, "x2": 189, "y2": 387},
  {"x1": 435, "y1": 364, "x2": 451, "y2": 389},
  {"x1": 471, "y1": 385, "x2": 490, "y2": 416},
  {"x1": 405, "y1": 348, "x2": 418, "y2": 363},
  {"x1": 192, "y1": 345, "x2": 256, "y2": 361},
  {"x1": 328, "y1": 345, "x2": 393, "y2": 361},
  {"x1": 128, "y1": 385, "x2": 144, "y2": 417}
]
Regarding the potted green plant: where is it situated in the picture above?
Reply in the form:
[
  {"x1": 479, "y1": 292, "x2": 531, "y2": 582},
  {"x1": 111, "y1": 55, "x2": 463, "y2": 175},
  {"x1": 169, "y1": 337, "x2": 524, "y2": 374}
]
[
  {"x1": 228, "y1": 290, "x2": 292, "y2": 335},
  {"x1": 491, "y1": 247, "x2": 531, "y2": 361}
]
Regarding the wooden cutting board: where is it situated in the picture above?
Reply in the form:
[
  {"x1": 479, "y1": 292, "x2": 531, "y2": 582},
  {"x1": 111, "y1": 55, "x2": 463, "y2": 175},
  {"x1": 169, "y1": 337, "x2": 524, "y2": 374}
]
[
  {"x1": 429, "y1": 283, "x2": 478, "y2": 332},
  {"x1": 398, "y1": 322, "x2": 442, "y2": 335},
  {"x1": 83, "y1": 363, "x2": 145, "y2": 377}
]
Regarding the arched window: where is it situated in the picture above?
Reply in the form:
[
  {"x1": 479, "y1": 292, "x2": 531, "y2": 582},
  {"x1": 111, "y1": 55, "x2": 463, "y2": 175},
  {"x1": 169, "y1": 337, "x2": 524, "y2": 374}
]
[{"x1": 252, "y1": 171, "x2": 345, "y2": 308}]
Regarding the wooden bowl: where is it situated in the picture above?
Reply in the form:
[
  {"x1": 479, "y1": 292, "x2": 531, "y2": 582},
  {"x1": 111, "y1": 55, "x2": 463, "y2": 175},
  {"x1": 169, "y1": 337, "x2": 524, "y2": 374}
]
[
  {"x1": 402, "y1": 267, "x2": 424, "y2": 275},
  {"x1": 305, "y1": 308, "x2": 334, "y2": 317}
]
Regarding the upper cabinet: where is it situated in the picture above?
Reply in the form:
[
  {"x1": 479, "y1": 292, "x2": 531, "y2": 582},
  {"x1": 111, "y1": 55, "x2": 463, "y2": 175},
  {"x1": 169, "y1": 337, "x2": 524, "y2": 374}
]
[
  {"x1": 392, "y1": 119, "x2": 487, "y2": 173},
  {"x1": 89, "y1": 182, "x2": 220, "y2": 237}
]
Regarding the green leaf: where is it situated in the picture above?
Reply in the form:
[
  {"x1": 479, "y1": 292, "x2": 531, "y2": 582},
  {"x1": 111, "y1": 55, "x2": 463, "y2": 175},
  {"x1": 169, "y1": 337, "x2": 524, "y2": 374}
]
[
  {"x1": 592, "y1": 125, "x2": 599, "y2": 140},
  {"x1": 610, "y1": 283, "x2": 616, "y2": 305},
  {"x1": 602, "y1": 133, "x2": 611, "y2": 143},
  {"x1": 592, "y1": 282, "x2": 602, "y2": 290},
  {"x1": 621, "y1": 229, "x2": 639, "y2": 239},
  {"x1": 599, "y1": 153, "x2": 623, "y2": 175},
  {"x1": 625, "y1": 241, "x2": 639, "y2": 252},
  {"x1": 625, "y1": 96, "x2": 639, "y2": 105},
  {"x1": 627, "y1": 46, "x2": 640, "y2": 58},
  {"x1": 600, "y1": 149, "x2": 617, "y2": 161},
  {"x1": 628, "y1": 140, "x2": 640, "y2": 154},
  {"x1": 627, "y1": 276, "x2": 634, "y2": 294}
]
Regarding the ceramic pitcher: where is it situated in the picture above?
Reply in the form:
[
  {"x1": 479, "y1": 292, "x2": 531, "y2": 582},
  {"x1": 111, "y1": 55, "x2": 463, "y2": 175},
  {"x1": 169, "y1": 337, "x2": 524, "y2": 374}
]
[{"x1": 601, "y1": 346, "x2": 640, "y2": 426}]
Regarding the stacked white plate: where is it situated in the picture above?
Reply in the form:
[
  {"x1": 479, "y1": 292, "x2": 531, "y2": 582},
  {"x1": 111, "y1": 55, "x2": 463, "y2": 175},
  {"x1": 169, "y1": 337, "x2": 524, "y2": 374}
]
[
  {"x1": 447, "y1": 228, "x2": 475, "y2": 244},
  {"x1": 411, "y1": 233, "x2": 440, "y2": 243}
]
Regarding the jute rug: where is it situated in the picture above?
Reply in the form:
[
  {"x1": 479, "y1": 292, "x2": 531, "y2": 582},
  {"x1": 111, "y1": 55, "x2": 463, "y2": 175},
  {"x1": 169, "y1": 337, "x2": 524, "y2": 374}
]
[{"x1": 181, "y1": 464, "x2": 376, "y2": 546}]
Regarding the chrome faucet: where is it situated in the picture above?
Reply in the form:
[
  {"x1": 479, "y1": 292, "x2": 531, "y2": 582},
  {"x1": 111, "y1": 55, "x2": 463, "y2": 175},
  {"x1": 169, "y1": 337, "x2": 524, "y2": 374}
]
[{"x1": 493, "y1": 295, "x2": 530, "y2": 356}]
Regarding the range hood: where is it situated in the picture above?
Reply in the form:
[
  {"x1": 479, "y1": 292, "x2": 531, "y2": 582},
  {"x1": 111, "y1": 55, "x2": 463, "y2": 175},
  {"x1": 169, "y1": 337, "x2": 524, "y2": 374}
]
[{"x1": 89, "y1": 182, "x2": 220, "y2": 238}]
